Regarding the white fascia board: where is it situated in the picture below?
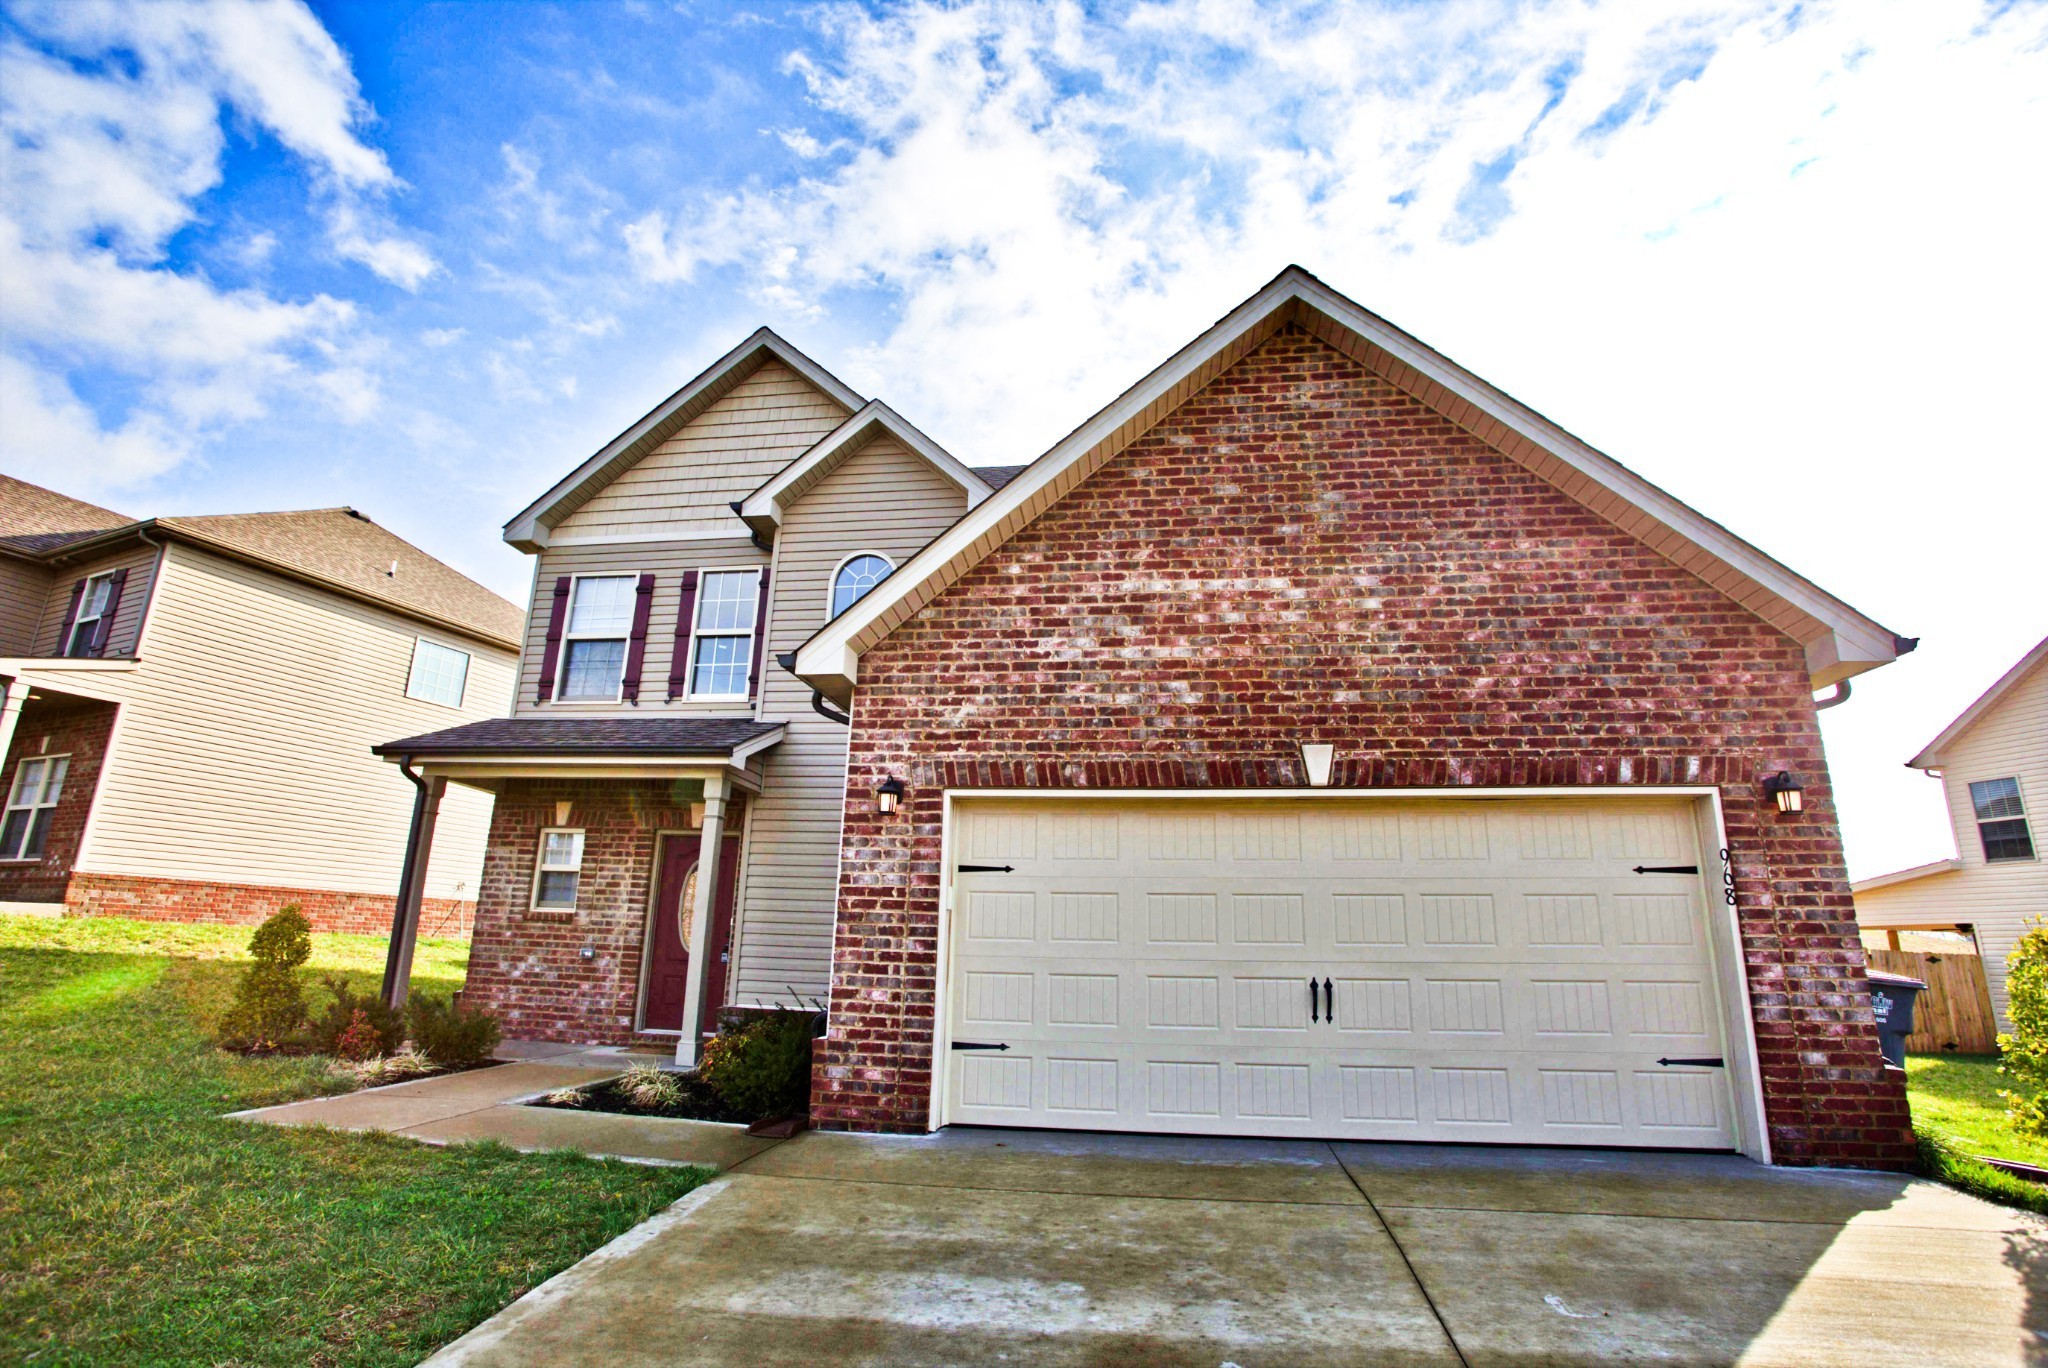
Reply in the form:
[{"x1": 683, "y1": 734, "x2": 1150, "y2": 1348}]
[
  {"x1": 737, "y1": 401, "x2": 994, "y2": 541},
  {"x1": 1908, "y1": 636, "x2": 2048, "y2": 769},
  {"x1": 503, "y1": 329, "x2": 865, "y2": 552},
  {"x1": 795, "y1": 266, "x2": 1906, "y2": 695},
  {"x1": 1850, "y1": 858, "x2": 1964, "y2": 894}
]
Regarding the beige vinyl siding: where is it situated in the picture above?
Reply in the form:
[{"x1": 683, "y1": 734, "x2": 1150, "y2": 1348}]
[
  {"x1": 512, "y1": 539, "x2": 770, "y2": 715},
  {"x1": 552, "y1": 361, "x2": 848, "y2": 542},
  {"x1": 731, "y1": 435, "x2": 970, "y2": 1004},
  {"x1": 1856, "y1": 659, "x2": 2048, "y2": 1028},
  {"x1": 74, "y1": 542, "x2": 518, "y2": 902},
  {"x1": 29, "y1": 545, "x2": 159, "y2": 659},
  {"x1": 0, "y1": 557, "x2": 54, "y2": 655}
]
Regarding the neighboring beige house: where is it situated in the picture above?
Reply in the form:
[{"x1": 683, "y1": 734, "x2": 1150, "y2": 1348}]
[
  {"x1": 1855, "y1": 635, "x2": 2048, "y2": 1028},
  {"x1": 0, "y1": 475, "x2": 522, "y2": 934}
]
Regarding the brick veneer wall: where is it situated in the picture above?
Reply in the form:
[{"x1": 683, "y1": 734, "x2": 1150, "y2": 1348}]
[
  {"x1": 65, "y1": 871, "x2": 474, "y2": 937},
  {"x1": 0, "y1": 698, "x2": 115, "y2": 904},
  {"x1": 464, "y1": 779, "x2": 743, "y2": 1044},
  {"x1": 818, "y1": 325, "x2": 1914, "y2": 1169}
]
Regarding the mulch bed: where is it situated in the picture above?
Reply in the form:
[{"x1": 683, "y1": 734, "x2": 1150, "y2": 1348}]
[{"x1": 529, "y1": 1073, "x2": 749, "y2": 1125}]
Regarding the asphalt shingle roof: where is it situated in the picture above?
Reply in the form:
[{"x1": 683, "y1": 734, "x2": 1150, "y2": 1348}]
[
  {"x1": 374, "y1": 716, "x2": 784, "y2": 757},
  {"x1": 0, "y1": 475, "x2": 131, "y2": 556}
]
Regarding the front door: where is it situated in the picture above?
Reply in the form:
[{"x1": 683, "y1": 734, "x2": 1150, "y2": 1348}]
[{"x1": 642, "y1": 832, "x2": 742, "y2": 1035}]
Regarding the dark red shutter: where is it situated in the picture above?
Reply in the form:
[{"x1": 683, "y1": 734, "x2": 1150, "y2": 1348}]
[
  {"x1": 535, "y1": 576, "x2": 570, "y2": 702},
  {"x1": 620, "y1": 573, "x2": 656, "y2": 703},
  {"x1": 746, "y1": 568, "x2": 773, "y2": 699},
  {"x1": 667, "y1": 570, "x2": 699, "y2": 700},
  {"x1": 55, "y1": 578, "x2": 86, "y2": 657},
  {"x1": 88, "y1": 568, "x2": 128, "y2": 657}
]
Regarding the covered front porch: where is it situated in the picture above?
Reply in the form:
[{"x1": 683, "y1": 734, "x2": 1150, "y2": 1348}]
[{"x1": 372, "y1": 716, "x2": 785, "y2": 1066}]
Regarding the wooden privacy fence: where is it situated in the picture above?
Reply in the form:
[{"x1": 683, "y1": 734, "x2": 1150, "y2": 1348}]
[{"x1": 1867, "y1": 948, "x2": 1999, "y2": 1055}]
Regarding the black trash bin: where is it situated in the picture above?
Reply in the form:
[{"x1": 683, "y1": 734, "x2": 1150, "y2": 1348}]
[{"x1": 1867, "y1": 968, "x2": 1927, "y2": 1067}]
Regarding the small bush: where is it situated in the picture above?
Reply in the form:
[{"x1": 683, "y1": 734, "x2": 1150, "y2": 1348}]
[
  {"x1": 405, "y1": 993, "x2": 501, "y2": 1068},
  {"x1": 310, "y1": 976, "x2": 404, "y2": 1061},
  {"x1": 618, "y1": 1062, "x2": 682, "y2": 1109},
  {"x1": 217, "y1": 906, "x2": 313, "y2": 1051},
  {"x1": 329, "y1": 1045, "x2": 438, "y2": 1088},
  {"x1": 1999, "y1": 923, "x2": 2048, "y2": 1135},
  {"x1": 543, "y1": 1086, "x2": 587, "y2": 1108},
  {"x1": 698, "y1": 1008, "x2": 815, "y2": 1121}
]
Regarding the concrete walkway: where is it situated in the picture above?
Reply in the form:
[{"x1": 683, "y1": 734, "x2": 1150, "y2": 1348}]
[{"x1": 406, "y1": 1126, "x2": 2048, "y2": 1368}]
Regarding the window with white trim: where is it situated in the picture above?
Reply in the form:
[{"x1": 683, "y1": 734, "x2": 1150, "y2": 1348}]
[
  {"x1": 406, "y1": 638, "x2": 471, "y2": 708},
  {"x1": 64, "y1": 573, "x2": 115, "y2": 657},
  {"x1": 1969, "y1": 777, "x2": 2035, "y2": 862},
  {"x1": 830, "y1": 553, "x2": 893, "y2": 619},
  {"x1": 0, "y1": 755, "x2": 69, "y2": 861},
  {"x1": 557, "y1": 575, "x2": 637, "y2": 700},
  {"x1": 533, "y1": 829, "x2": 585, "y2": 909},
  {"x1": 687, "y1": 568, "x2": 759, "y2": 697}
]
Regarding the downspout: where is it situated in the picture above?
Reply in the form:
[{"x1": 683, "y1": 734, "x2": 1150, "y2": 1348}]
[
  {"x1": 776, "y1": 650, "x2": 848, "y2": 725},
  {"x1": 1814, "y1": 680, "x2": 1852, "y2": 711},
  {"x1": 381, "y1": 756, "x2": 430, "y2": 1005}
]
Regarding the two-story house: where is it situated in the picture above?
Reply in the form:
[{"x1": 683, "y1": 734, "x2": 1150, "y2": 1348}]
[
  {"x1": 0, "y1": 475, "x2": 521, "y2": 934},
  {"x1": 379, "y1": 269, "x2": 1918, "y2": 1168},
  {"x1": 1854, "y1": 636, "x2": 2047, "y2": 1029}
]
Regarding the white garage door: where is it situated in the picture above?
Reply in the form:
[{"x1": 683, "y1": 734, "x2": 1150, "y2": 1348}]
[{"x1": 944, "y1": 797, "x2": 1739, "y2": 1148}]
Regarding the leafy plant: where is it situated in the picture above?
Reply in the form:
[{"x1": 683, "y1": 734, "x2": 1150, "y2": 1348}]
[
  {"x1": 310, "y1": 976, "x2": 403, "y2": 1061},
  {"x1": 329, "y1": 1045, "x2": 438, "y2": 1088},
  {"x1": 217, "y1": 906, "x2": 313, "y2": 1051},
  {"x1": 617, "y1": 1062, "x2": 682, "y2": 1109},
  {"x1": 1998, "y1": 922, "x2": 2048, "y2": 1136},
  {"x1": 697, "y1": 1008, "x2": 815, "y2": 1121},
  {"x1": 543, "y1": 1086, "x2": 587, "y2": 1108},
  {"x1": 404, "y1": 993, "x2": 501, "y2": 1068}
]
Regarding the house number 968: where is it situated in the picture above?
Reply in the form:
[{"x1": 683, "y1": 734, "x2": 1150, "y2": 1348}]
[{"x1": 1719, "y1": 848, "x2": 1737, "y2": 906}]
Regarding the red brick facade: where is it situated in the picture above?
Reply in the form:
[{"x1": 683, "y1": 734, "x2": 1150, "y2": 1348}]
[
  {"x1": 464, "y1": 778, "x2": 744, "y2": 1044},
  {"x1": 817, "y1": 327, "x2": 1913, "y2": 1168},
  {"x1": 0, "y1": 698, "x2": 115, "y2": 904},
  {"x1": 64, "y1": 871, "x2": 474, "y2": 937}
]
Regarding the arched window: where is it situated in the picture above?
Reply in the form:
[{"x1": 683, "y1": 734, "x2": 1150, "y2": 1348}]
[{"x1": 830, "y1": 553, "x2": 893, "y2": 619}]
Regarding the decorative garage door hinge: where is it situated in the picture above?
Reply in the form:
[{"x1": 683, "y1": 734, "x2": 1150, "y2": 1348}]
[
  {"x1": 950, "y1": 1041, "x2": 1010, "y2": 1051},
  {"x1": 957, "y1": 864, "x2": 1015, "y2": 873},
  {"x1": 1655, "y1": 1057, "x2": 1726, "y2": 1068},
  {"x1": 1631, "y1": 865, "x2": 1700, "y2": 875}
]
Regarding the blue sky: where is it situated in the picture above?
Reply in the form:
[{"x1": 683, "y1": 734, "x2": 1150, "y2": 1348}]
[{"x1": 2, "y1": 0, "x2": 2044, "y2": 878}]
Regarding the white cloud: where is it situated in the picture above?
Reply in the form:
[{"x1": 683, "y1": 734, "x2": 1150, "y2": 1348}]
[{"x1": 0, "y1": 353, "x2": 192, "y2": 486}]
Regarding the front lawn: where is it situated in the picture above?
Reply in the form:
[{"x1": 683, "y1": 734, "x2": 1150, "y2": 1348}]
[
  {"x1": 1905, "y1": 1052, "x2": 2048, "y2": 1215},
  {"x1": 0, "y1": 913, "x2": 707, "y2": 1366}
]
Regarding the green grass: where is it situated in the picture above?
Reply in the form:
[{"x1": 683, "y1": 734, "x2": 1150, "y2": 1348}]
[
  {"x1": 1906, "y1": 1053, "x2": 2048, "y2": 1216},
  {"x1": 0, "y1": 913, "x2": 708, "y2": 1366}
]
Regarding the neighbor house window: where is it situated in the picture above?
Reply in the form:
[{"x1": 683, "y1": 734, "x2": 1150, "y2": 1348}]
[
  {"x1": 830, "y1": 553, "x2": 893, "y2": 619},
  {"x1": 63, "y1": 574, "x2": 115, "y2": 657},
  {"x1": 533, "y1": 829, "x2": 585, "y2": 909},
  {"x1": 0, "y1": 755, "x2": 68, "y2": 861},
  {"x1": 406, "y1": 638, "x2": 471, "y2": 708},
  {"x1": 1969, "y1": 777, "x2": 2035, "y2": 862},
  {"x1": 687, "y1": 569, "x2": 759, "y2": 697},
  {"x1": 556, "y1": 575, "x2": 637, "y2": 700}
]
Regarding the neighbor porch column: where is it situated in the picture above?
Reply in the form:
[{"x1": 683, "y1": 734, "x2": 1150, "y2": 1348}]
[
  {"x1": 381, "y1": 764, "x2": 446, "y2": 1011},
  {"x1": 675, "y1": 772, "x2": 728, "y2": 1068},
  {"x1": 0, "y1": 679, "x2": 23, "y2": 773}
]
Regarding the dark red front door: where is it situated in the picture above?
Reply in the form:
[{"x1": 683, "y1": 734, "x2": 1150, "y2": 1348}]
[{"x1": 642, "y1": 832, "x2": 741, "y2": 1035}]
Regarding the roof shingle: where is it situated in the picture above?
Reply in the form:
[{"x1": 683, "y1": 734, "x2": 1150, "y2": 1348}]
[{"x1": 374, "y1": 716, "x2": 784, "y2": 757}]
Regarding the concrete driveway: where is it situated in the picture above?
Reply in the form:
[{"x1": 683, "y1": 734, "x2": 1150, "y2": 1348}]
[{"x1": 424, "y1": 1128, "x2": 2047, "y2": 1367}]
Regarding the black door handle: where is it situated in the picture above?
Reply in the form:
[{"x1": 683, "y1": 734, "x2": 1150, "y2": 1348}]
[
  {"x1": 1309, "y1": 977, "x2": 1319, "y2": 1023},
  {"x1": 1324, "y1": 977, "x2": 1335, "y2": 1024}
]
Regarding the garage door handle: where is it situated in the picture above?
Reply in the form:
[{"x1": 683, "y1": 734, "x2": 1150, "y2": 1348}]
[
  {"x1": 951, "y1": 1041, "x2": 1010, "y2": 1051},
  {"x1": 957, "y1": 864, "x2": 1014, "y2": 873},
  {"x1": 1655, "y1": 1057, "x2": 1725, "y2": 1068},
  {"x1": 1632, "y1": 865, "x2": 1699, "y2": 875},
  {"x1": 1309, "y1": 978, "x2": 1320, "y2": 1023},
  {"x1": 1324, "y1": 978, "x2": 1335, "y2": 1024}
]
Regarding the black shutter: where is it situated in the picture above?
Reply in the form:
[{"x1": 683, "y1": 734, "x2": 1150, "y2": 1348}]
[
  {"x1": 667, "y1": 570, "x2": 699, "y2": 700},
  {"x1": 54, "y1": 578, "x2": 86, "y2": 657},
  {"x1": 620, "y1": 573, "x2": 656, "y2": 703},
  {"x1": 746, "y1": 569, "x2": 772, "y2": 699},
  {"x1": 535, "y1": 576, "x2": 570, "y2": 702}
]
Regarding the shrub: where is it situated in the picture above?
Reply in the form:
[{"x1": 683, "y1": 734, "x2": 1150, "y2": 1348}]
[
  {"x1": 310, "y1": 976, "x2": 403, "y2": 1061},
  {"x1": 618, "y1": 1062, "x2": 682, "y2": 1110},
  {"x1": 1999, "y1": 923, "x2": 2048, "y2": 1135},
  {"x1": 330, "y1": 1045, "x2": 438, "y2": 1088},
  {"x1": 405, "y1": 993, "x2": 501, "y2": 1068},
  {"x1": 698, "y1": 1008, "x2": 815, "y2": 1121},
  {"x1": 217, "y1": 905, "x2": 313, "y2": 1051}
]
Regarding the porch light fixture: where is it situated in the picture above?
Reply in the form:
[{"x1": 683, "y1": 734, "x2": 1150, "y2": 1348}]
[
  {"x1": 1762, "y1": 771, "x2": 1804, "y2": 814},
  {"x1": 875, "y1": 775, "x2": 907, "y2": 815},
  {"x1": 1298, "y1": 741, "x2": 1336, "y2": 788}
]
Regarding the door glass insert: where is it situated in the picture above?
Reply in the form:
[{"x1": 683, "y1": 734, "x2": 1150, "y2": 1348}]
[{"x1": 676, "y1": 863, "x2": 700, "y2": 951}]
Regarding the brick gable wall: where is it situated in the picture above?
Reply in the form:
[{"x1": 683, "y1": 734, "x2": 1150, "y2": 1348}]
[
  {"x1": 818, "y1": 325, "x2": 1912, "y2": 1168},
  {"x1": 0, "y1": 698, "x2": 115, "y2": 904}
]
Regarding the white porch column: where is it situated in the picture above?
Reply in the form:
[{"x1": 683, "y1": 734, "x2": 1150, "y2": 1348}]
[
  {"x1": 0, "y1": 678, "x2": 25, "y2": 775},
  {"x1": 381, "y1": 771, "x2": 446, "y2": 1010},
  {"x1": 674, "y1": 773, "x2": 729, "y2": 1068}
]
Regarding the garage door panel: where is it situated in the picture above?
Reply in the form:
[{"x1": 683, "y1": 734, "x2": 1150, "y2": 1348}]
[{"x1": 945, "y1": 798, "x2": 1738, "y2": 1149}]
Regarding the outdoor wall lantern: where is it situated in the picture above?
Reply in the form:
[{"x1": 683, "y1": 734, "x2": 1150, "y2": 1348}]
[
  {"x1": 1762, "y1": 771, "x2": 1805, "y2": 814},
  {"x1": 875, "y1": 775, "x2": 907, "y2": 815},
  {"x1": 1298, "y1": 741, "x2": 1336, "y2": 788}
]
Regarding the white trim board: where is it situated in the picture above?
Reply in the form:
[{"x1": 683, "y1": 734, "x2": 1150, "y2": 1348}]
[
  {"x1": 795, "y1": 266, "x2": 1907, "y2": 699},
  {"x1": 737, "y1": 401, "x2": 995, "y2": 546}
]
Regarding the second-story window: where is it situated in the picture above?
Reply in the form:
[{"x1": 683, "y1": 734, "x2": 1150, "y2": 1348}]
[
  {"x1": 688, "y1": 569, "x2": 759, "y2": 698},
  {"x1": 830, "y1": 553, "x2": 893, "y2": 619},
  {"x1": 1969, "y1": 777, "x2": 2035, "y2": 862},
  {"x1": 407, "y1": 638, "x2": 471, "y2": 708},
  {"x1": 64, "y1": 574, "x2": 116, "y2": 657},
  {"x1": 557, "y1": 575, "x2": 637, "y2": 700}
]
